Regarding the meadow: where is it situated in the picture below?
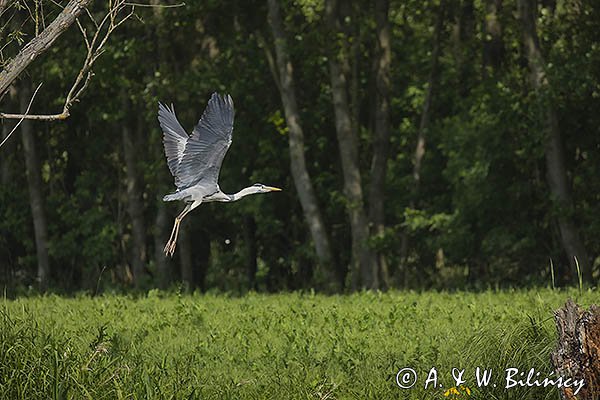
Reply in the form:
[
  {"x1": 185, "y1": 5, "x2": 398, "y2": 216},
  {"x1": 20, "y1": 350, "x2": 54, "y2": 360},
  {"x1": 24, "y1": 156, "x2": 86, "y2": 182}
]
[{"x1": 0, "y1": 289, "x2": 597, "y2": 399}]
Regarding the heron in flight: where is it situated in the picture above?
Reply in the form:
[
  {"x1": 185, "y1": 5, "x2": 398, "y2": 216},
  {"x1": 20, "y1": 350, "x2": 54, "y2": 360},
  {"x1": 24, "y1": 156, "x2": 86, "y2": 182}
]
[{"x1": 158, "y1": 93, "x2": 281, "y2": 257}]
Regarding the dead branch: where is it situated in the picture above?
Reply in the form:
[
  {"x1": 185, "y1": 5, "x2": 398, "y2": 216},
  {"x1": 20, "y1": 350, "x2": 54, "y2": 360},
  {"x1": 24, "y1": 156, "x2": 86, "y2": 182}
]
[
  {"x1": 0, "y1": 0, "x2": 9, "y2": 19},
  {"x1": 123, "y1": 2, "x2": 185, "y2": 8},
  {"x1": 0, "y1": 0, "x2": 135, "y2": 121},
  {"x1": 0, "y1": 0, "x2": 93, "y2": 98}
]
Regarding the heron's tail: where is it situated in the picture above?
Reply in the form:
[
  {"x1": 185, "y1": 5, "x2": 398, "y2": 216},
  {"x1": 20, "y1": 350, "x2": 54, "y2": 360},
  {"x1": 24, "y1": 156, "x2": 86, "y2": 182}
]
[{"x1": 163, "y1": 192, "x2": 185, "y2": 202}]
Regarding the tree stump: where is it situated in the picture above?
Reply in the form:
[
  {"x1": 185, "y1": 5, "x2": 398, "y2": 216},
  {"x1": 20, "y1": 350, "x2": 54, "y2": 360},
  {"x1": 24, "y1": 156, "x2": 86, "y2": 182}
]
[{"x1": 551, "y1": 299, "x2": 600, "y2": 400}]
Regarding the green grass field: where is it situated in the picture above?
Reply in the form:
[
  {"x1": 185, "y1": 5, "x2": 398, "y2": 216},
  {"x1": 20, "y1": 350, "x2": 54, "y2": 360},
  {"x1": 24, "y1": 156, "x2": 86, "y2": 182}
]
[{"x1": 1, "y1": 289, "x2": 597, "y2": 399}]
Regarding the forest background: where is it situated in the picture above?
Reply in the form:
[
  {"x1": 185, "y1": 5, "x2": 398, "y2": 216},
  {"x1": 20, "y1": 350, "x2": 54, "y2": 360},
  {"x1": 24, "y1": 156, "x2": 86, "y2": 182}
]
[{"x1": 0, "y1": 0, "x2": 599, "y2": 294}]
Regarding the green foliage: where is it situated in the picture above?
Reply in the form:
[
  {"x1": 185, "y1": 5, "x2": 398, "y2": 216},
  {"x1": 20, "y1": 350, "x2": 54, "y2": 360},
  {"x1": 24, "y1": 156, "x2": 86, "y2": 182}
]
[
  {"x1": 0, "y1": 289, "x2": 596, "y2": 399},
  {"x1": 1, "y1": 0, "x2": 599, "y2": 291}
]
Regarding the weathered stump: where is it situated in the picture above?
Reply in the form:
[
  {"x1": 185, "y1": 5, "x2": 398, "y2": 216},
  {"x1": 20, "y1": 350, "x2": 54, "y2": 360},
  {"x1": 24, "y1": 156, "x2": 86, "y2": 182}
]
[{"x1": 551, "y1": 299, "x2": 600, "y2": 400}]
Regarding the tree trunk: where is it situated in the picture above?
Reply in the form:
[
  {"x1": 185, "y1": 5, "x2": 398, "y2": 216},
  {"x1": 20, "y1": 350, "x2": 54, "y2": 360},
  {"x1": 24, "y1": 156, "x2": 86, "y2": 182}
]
[
  {"x1": 1, "y1": 121, "x2": 14, "y2": 184},
  {"x1": 243, "y1": 216, "x2": 258, "y2": 290},
  {"x1": 401, "y1": 1, "x2": 445, "y2": 279},
  {"x1": 195, "y1": 229, "x2": 210, "y2": 291},
  {"x1": 149, "y1": 0, "x2": 175, "y2": 290},
  {"x1": 122, "y1": 119, "x2": 147, "y2": 287},
  {"x1": 368, "y1": 0, "x2": 392, "y2": 289},
  {"x1": 20, "y1": 83, "x2": 49, "y2": 290},
  {"x1": 154, "y1": 200, "x2": 170, "y2": 288},
  {"x1": 551, "y1": 299, "x2": 600, "y2": 399},
  {"x1": 325, "y1": 0, "x2": 376, "y2": 290},
  {"x1": 413, "y1": 1, "x2": 445, "y2": 199},
  {"x1": 518, "y1": 0, "x2": 591, "y2": 282},
  {"x1": 266, "y1": 0, "x2": 338, "y2": 290},
  {"x1": 179, "y1": 222, "x2": 193, "y2": 290},
  {"x1": 483, "y1": 0, "x2": 504, "y2": 74},
  {"x1": 450, "y1": 0, "x2": 475, "y2": 97},
  {"x1": 0, "y1": 117, "x2": 13, "y2": 283},
  {"x1": 1, "y1": 86, "x2": 17, "y2": 184}
]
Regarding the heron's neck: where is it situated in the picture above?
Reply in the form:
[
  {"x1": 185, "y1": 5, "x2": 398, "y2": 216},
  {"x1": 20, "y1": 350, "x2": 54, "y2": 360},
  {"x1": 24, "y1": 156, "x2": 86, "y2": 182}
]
[{"x1": 229, "y1": 186, "x2": 261, "y2": 201}]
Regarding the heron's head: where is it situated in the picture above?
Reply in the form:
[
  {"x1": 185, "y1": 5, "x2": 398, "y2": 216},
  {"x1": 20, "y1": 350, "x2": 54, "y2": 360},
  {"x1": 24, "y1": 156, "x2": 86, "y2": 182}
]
[{"x1": 252, "y1": 183, "x2": 282, "y2": 193}]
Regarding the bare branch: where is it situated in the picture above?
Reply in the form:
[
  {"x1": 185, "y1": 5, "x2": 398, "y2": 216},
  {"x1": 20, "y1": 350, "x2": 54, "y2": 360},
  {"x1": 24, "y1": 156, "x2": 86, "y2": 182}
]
[
  {"x1": 0, "y1": 0, "x2": 10, "y2": 19},
  {"x1": 83, "y1": 5, "x2": 98, "y2": 29},
  {"x1": 255, "y1": 31, "x2": 281, "y2": 94},
  {"x1": 1, "y1": 0, "x2": 136, "y2": 121},
  {"x1": 0, "y1": 82, "x2": 42, "y2": 148},
  {"x1": 1, "y1": 1, "x2": 175, "y2": 121},
  {"x1": 76, "y1": 18, "x2": 91, "y2": 50},
  {"x1": 0, "y1": 0, "x2": 93, "y2": 98},
  {"x1": 72, "y1": 71, "x2": 93, "y2": 100},
  {"x1": 123, "y1": 1, "x2": 185, "y2": 7}
]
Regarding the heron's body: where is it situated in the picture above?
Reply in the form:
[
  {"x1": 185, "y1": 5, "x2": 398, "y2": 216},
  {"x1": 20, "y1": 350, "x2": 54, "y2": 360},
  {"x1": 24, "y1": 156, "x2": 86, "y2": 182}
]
[
  {"x1": 158, "y1": 93, "x2": 281, "y2": 256},
  {"x1": 163, "y1": 184, "x2": 230, "y2": 203}
]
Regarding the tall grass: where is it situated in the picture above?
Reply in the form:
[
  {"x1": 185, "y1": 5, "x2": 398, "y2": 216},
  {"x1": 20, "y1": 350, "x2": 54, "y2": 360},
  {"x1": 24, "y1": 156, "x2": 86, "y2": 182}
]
[{"x1": 0, "y1": 289, "x2": 596, "y2": 399}]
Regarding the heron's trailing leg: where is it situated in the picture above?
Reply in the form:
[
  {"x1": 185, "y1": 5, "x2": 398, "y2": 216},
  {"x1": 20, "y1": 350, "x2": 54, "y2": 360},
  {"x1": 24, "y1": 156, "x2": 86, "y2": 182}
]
[
  {"x1": 164, "y1": 203, "x2": 192, "y2": 257},
  {"x1": 164, "y1": 219, "x2": 179, "y2": 255}
]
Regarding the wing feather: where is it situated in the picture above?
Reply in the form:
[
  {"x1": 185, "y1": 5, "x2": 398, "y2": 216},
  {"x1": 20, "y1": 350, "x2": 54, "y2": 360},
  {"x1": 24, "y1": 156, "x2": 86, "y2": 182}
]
[
  {"x1": 158, "y1": 102, "x2": 188, "y2": 187},
  {"x1": 176, "y1": 93, "x2": 234, "y2": 189}
]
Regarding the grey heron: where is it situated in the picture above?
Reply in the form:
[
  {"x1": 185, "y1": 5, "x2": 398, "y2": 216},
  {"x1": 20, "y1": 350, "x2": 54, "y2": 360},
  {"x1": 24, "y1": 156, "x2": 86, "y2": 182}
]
[{"x1": 158, "y1": 92, "x2": 281, "y2": 257}]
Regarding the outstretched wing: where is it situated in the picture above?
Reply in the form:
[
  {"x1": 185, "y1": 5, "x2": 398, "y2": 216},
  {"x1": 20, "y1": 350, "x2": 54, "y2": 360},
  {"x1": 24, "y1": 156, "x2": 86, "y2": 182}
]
[
  {"x1": 158, "y1": 102, "x2": 188, "y2": 187},
  {"x1": 176, "y1": 93, "x2": 234, "y2": 190}
]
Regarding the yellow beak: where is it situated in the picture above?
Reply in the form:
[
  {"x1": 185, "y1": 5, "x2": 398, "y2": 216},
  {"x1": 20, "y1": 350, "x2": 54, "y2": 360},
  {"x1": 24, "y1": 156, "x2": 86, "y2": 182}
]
[{"x1": 267, "y1": 186, "x2": 282, "y2": 192}]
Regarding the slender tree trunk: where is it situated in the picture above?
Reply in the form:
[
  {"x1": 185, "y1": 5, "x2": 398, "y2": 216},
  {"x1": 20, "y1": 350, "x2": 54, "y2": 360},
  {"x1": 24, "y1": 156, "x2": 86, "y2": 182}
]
[
  {"x1": 325, "y1": 0, "x2": 376, "y2": 290},
  {"x1": 154, "y1": 200, "x2": 170, "y2": 288},
  {"x1": 0, "y1": 123, "x2": 8, "y2": 183},
  {"x1": 20, "y1": 83, "x2": 49, "y2": 290},
  {"x1": 518, "y1": 0, "x2": 591, "y2": 282},
  {"x1": 349, "y1": 13, "x2": 360, "y2": 145},
  {"x1": 368, "y1": 0, "x2": 392, "y2": 289},
  {"x1": 1, "y1": 121, "x2": 14, "y2": 184},
  {"x1": 413, "y1": 1, "x2": 445, "y2": 199},
  {"x1": 195, "y1": 229, "x2": 210, "y2": 291},
  {"x1": 0, "y1": 114, "x2": 14, "y2": 284},
  {"x1": 179, "y1": 223, "x2": 193, "y2": 290},
  {"x1": 149, "y1": 0, "x2": 175, "y2": 289},
  {"x1": 450, "y1": 0, "x2": 475, "y2": 97},
  {"x1": 244, "y1": 216, "x2": 258, "y2": 290},
  {"x1": 266, "y1": 0, "x2": 338, "y2": 290},
  {"x1": 401, "y1": 2, "x2": 445, "y2": 279},
  {"x1": 122, "y1": 118, "x2": 147, "y2": 287},
  {"x1": 483, "y1": 0, "x2": 504, "y2": 74},
  {"x1": 1, "y1": 86, "x2": 17, "y2": 184}
]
